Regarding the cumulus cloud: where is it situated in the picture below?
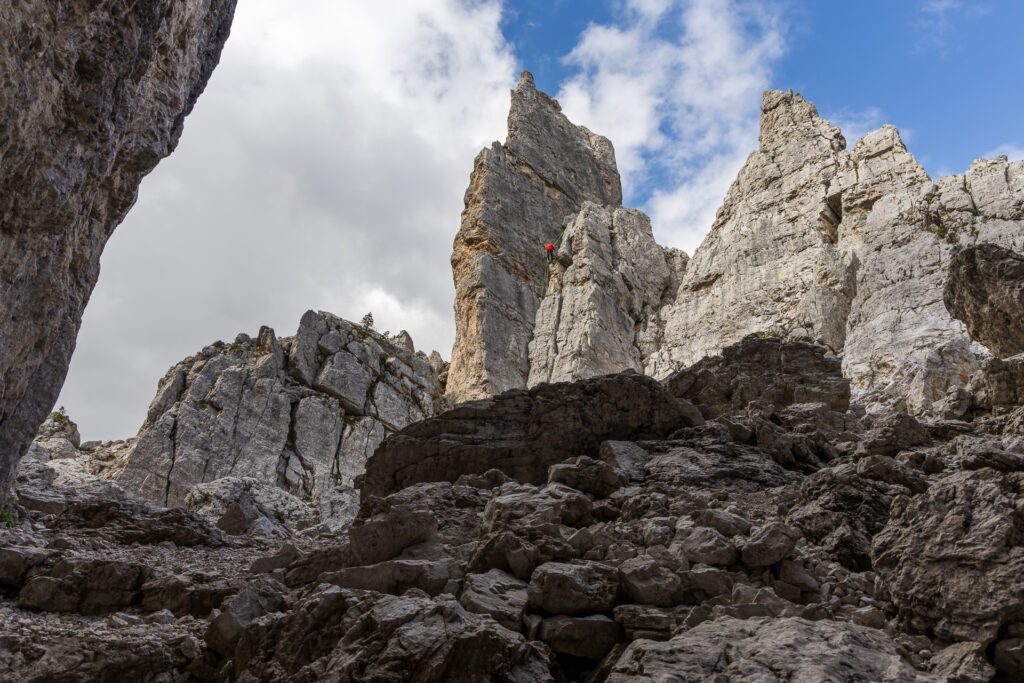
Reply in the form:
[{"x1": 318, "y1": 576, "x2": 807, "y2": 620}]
[
  {"x1": 554, "y1": 0, "x2": 786, "y2": 256},
  {"x1": 59, "y1": 0, "x2": 517, "y2": 439}
]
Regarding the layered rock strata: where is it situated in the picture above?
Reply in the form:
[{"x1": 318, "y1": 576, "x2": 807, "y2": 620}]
[
  {"x1": 110, "y1": 311, "x2": 443, "y2": 531},
  {"x1": 446, "y1": 71, "x2": 622, "y2": 403},
  {"x1": 0, "y1": 0, "x2": 237, "y2": 505},
  {"x1": 452, "y1": 80, "x2": 1024, "y2": 417}
]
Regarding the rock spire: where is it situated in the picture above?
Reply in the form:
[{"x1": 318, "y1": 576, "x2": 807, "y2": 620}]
[{"x1": 446, "y1": 71, "x2": 622, "y2": 403}]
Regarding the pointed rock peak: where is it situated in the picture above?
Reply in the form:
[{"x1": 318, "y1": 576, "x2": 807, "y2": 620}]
[
  {"x1": 851, "y1": 124, "x2": 909, "y2": 160},
  {"x1": 505, "y1": 70, "x2": 620, "y2": 206},
  {"x1": 759, "y1": 89, "x2": 846, "y2": 154}
]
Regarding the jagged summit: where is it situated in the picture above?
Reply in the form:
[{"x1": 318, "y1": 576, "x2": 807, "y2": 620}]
[
  {"x1": 447, "y1": 70, "x2": 622, "y2": 403},
  {"x1": 451, "y1": 79, "x2": 1024, "y2": 418}
]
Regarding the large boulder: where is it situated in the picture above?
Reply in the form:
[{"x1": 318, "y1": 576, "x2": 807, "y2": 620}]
[
  {"x1": 361, "y1": 371, "x2": 698, "y2": 500},
  {"x1": 230, "y1": 586, "x2": 555, "y2": 681},
  {"x1": 0, "y1": 0, "x2": 237, "y2": 505},
  {"x1": 945, "y1": 243, "x2": 1024, "y2": 358},
  {"x1": 872, "y1": 469, "x2": 1024, "y2": 644},
  {"x1": 664, "y1": 335, "x2": 850, "y2": 417},
  {"x1": 607, "y1": 616, "x2": 935, "y2": 681}
]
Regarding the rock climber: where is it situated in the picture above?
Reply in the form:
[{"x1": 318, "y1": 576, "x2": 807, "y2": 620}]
[{"x1": 545, "y1": 241, "x2": 555, "y2": 264}]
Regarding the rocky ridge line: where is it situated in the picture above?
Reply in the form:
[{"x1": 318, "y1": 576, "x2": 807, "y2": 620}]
[{"x1": 452, "y1": 75, "x2": 1024, "y2": 418}]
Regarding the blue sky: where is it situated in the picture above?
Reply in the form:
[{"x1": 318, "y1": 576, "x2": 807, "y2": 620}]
[
  {"x1": 504, "y1": 0, "x2": 1023, "y2": 204},
  {"x1": 59, "y1": 0, "x2": 1023, "y2": 439}
]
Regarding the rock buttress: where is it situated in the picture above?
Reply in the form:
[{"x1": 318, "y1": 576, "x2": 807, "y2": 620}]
[
  {"x1": 446, "y1": 71, "x2": 621, "y2": 403},
  {"x1": 0, "y1": 0, "x2": 237, "y2": 504}
]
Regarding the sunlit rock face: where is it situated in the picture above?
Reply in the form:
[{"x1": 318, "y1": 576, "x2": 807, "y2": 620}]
[
  {"x1": 451, "y1": 78, "x2": 1024, "y2": 417},
  {"x1": 115, "y1": 311, "x2": 444, "y2": 531},
  {"x1": 0, "y1": 0, "x2": 238, "y2": 504},
  {"x1": 446, "y1": 71, "x2": 622, "y2": 404}
]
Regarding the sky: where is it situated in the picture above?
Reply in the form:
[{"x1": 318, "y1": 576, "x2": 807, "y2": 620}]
[{"x1": 60, "y1": 0, "x2": 1023, "y2": 440}]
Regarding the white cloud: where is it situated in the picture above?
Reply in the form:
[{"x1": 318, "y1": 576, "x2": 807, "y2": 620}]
[
  {"x1": 554, "y1": 0, "x2": 786, "y2": 256},
  {"x1": 914, "y1": 0, "x2": 990, "y2": 55},
  {"x1": 984, "y1": 143, "x2": 1024, "y2": 161},
  {"x1": 822, "y1": 107, "x2": 885, "y2": 147},
  {"x1": 59, "y1": 0, "x2": 518, "y2": 439}
]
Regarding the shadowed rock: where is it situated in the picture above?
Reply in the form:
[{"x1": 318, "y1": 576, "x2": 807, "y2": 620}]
[
  {"x1": 945, "y1": 242, "x2": 1024, "y2": 358},
  {"x1": 0, "y1": 0, "x2": 238, "y2": 505},
  {"x1": 361, "y1": 371, "x2": 699, "y2": 502}
]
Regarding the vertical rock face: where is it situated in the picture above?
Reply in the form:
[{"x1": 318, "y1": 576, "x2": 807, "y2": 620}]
[
  {"x1": 944, "y1": 243, "x2": 1024, "y2": 359},
  {"x1": 454, "y1": 81, "x2": 1024, "y2": 416},
  {"x1": 528, "y1": 203, "x2": 672, "y2": 386},
  {"x1": 648, "y1": 91, "x2": 856, "y2": 377},
  {"x1": 116, "y1": 311, "x2": 443, "y2": 528},
  {"x1": 0, "y1": 0, "x2": 238, "y2": 504},
  {"x1": 836, "y1": 146, "x2": 1022, "y2": 412},
  {"x1": 446, "y1": 71, "x2": 622, "y2": 403}
]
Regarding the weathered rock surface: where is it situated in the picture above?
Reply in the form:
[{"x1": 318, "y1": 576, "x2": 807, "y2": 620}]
[
  {"x1": 115, "y1": 311, "x2": 442, "y2": 531},
  {"x1": 451, "y1": 80, "x2": 1024, "y2": 419},
  {"x1": 872, "y1": 468, "x2": 1024, "y2": 644},
  {"x1": 608, "y1": 616, "x2": 938, "y2": 681},
  {"x1": 945, "y1": 243, "x2": 1024, "y2": 358},
  {"x1": 229, "y1": 588, "x2": 555, "y2": 681},
  {"x1": 0, "y1": 0, "x2": 237, "y2": 505},
  {"x1": 9, "y1": 334, "x2": 1024, "y2": 679},
  {"x1": 447, "y1": 71, "x2": 622, "y2": 403},
  {"x1": 528, "y1": 203, "x2": 670, "y2": 386},
  {"x1": 664, "y1": 335, "x2": 850, "y2": 417},
  {"x1": 361, "y1": 370, "x2": 699, "y2": 500}
]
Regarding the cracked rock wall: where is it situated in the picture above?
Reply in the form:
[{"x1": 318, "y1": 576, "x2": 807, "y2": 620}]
[
  {"x1": 446, "y1": 71, "x2": 622, "y2": 403},
  {"x1": 455, "y1": 81, "x2": 1024, "y2": 415},
  {"x1": 115, "y1": 311, "x2": 443, "y2": 528},
  {"x1": 0, "y1": 0, "x2": 237, "y2": 504}
]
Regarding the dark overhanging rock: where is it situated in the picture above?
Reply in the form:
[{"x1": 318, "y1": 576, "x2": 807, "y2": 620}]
[
  {"x1": 0, "y1": 0, "x2": 238, "y2": 505},
  {"x1": 359, "y1": 370, "x2": 701, "y2": 503},
  {"x1": 944, "y1": 242, "x2": 1024, "y2": 358}
]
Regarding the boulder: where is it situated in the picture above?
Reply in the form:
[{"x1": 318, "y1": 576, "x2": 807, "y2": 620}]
[
  {"x1": 459, "y1": 569, "x2": 529, "y2": 631},
  {"x1": 607, "y1": 616, "x2": 934, "y2": 681},
  {"x1": 872, "y1": 469, "x2": 1024, "y2": 643},
  {"x1": 664, "y1": 336, "x2": 851, "y2": 417},
  {"x1": 231, "y1": 587, "x2": 554, "y2": 681},
  {"x1": 539, "y1": 615, "x2": 623, "y2": 659},
  {"x1": 17, "y1": 558, "x2": 150, "y2": 615},
  {"x1": 944, "y1": 243, "x2": 1024, "y2": 358},
  {"x1": 362, "y1": 371, "x2": 697, "y2": 500},
  {"x1": 348, "y1": 504, "x2": 438, "y2": 565},
  {"x1": 672, "y1": 525, "x2": 737, "y2": 567},
  {"x1": 738, "y1": 522, "x2": 799, "y2": 568},
  {"x1": 527, "y1": 561, "x2": 619, "y2": 616},
  {"x1": 929, "y1": 641, "x2": 995, "y2": 682}
]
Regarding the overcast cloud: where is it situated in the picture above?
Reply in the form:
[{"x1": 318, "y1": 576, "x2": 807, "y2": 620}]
[
  {"x1": 61, "y1": 1, "x2": 517, "y2": 439},
  {"x1": 60, "y1": 0, "x2": 793, "y2": 440}
]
